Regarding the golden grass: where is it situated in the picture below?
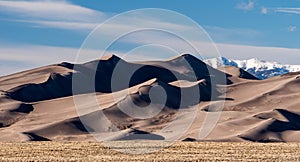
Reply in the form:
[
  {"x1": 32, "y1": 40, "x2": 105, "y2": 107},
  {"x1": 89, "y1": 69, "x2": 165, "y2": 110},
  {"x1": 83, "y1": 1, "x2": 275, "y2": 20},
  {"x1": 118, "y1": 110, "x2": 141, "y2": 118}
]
[{"x1": 0, "y1": 141, "x2": 299, "y2": 161}]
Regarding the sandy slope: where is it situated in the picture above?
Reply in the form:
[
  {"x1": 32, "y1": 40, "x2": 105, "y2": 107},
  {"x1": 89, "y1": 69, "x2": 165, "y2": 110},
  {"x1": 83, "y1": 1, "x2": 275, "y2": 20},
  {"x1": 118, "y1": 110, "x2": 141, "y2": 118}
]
[{"x1": 0, "y1": 54, "x2": 300, "y2": 142}]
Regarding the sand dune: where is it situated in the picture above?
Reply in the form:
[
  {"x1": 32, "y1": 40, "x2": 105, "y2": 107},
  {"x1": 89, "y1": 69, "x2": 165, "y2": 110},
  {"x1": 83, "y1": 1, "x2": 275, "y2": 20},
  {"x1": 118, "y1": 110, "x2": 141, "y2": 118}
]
[
  {"x1": 6, "y1": 54, "x2": 225, "y2": 102},
  {"x1": 0, "y1": 54, "x2": 300, "y2": 142}
]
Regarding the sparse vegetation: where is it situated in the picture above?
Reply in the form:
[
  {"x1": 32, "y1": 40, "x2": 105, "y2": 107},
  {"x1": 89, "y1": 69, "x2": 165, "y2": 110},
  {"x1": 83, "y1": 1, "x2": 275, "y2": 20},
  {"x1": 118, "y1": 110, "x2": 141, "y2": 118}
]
[{"x1": 0, "y1": 142, "x2": 299, "y2": 161}]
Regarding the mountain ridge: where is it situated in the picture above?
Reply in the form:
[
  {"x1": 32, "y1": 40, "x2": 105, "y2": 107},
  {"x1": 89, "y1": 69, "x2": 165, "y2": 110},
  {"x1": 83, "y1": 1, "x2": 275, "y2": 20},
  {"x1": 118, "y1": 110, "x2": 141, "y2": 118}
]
[{"x1": 205, "y1": 57, "x2": 300, "y2": 79}]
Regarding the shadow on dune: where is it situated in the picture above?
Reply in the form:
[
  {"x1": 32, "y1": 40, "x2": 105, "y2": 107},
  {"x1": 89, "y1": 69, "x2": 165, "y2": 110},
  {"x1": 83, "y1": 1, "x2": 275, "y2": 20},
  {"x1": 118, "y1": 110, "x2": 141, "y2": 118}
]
[
  {"x1": 130, "y1": 79, "x2": 223, "y2": 109},
  {"x1": 5, "y1": 73, "x2": 73, "y2": 102},
  {"x1": 5, "y1": 54, "x2": 231, "y2": 103},
  {"x1": 10, "y1": 103, "x2": 34, "y2": 113},
  {"x1": 0, "y1": 103, "x2": 34, "y2": 128},
  {"x1": 23, "y1": 132, "x2": 51, "y2": 141},
  {"x1": 182, "y1": 137, "x2": 197, "y2": 142},
  {"x1": 118, "y1": 129, "x2": 164, "y2": 140},
  {"x1": 240, "y1": 109, "x2": 300, "y2": 142}
]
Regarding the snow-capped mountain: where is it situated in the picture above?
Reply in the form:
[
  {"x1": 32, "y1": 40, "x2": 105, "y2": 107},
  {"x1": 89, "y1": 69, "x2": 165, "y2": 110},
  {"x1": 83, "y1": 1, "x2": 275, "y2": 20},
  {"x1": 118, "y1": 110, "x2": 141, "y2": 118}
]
[{"x1": 204, "y1": 57, "x2": 300, "y2": 80}]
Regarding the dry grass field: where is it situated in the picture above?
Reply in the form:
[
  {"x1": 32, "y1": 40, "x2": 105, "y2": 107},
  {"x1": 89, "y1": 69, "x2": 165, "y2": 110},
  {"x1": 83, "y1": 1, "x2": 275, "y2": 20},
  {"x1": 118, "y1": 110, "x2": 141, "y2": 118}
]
[{"x1": 0, "y1": 141, "x2": 299, "y2": 161}]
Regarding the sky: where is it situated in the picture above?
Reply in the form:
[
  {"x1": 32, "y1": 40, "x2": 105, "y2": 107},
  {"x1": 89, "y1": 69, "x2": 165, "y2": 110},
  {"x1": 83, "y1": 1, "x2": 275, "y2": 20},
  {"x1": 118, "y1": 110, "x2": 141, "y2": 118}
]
[{"x1": 0, "y1": 0, "x2": 300, "y2": 76}]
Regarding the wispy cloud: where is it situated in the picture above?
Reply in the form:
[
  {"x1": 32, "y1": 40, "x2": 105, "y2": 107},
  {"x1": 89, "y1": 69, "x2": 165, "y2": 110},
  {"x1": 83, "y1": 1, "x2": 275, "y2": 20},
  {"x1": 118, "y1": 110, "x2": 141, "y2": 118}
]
[
  {"x1": 0, "y1": 0, "x2": 108, "y2": 30},
  {"x1": 204, "y1": 26, "x2": 262, "y2": 44},
  {"x1": 99, "y1": 25, "x2": 264, "y2": 58},
  {"x1": 0, "y1": 0, "x2": 263, "y2": 48},
  {"x1": 288, "y1": 26, "x2": 297, "y2": 32},
  {"x1": 275, "y1": 8, "x2": 300, "y2": 15},
  {"x1": 16, "y1": 20, "x2": 98, "y2": 30},
  {"x1": 261, "y1": 7, "x2": 268, "y2": 14},
  {"x1": 0, "y1": 0, "x2": 198, "y2": 35},
  {"x1": 236, "y1": 0, "x2": 255, "y2": 11}
]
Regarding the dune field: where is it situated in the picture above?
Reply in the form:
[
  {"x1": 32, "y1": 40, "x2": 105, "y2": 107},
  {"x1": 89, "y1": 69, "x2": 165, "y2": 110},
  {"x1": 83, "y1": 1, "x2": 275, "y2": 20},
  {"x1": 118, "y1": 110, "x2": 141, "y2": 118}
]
[{"x1": 0, "y1": 54, "x2": 300, "y2": 143}]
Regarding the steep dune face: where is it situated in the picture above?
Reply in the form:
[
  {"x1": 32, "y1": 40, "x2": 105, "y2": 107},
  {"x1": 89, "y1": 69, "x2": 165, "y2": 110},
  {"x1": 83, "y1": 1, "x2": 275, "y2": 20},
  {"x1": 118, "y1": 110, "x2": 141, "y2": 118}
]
[
  {"x1": 6, "y1": 73, "x2": 73, "y2": 102},
  {"x1": 0, "y1": 54, "x2": 300, "y2": 142},
  {"x1": 0, "y1": 65, "x2": 72, "y2": 91}
]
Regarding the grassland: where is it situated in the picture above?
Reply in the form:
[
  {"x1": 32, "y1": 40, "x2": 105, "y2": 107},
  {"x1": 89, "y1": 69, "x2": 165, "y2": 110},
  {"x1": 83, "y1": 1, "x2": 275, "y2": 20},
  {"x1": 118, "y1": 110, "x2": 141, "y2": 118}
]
[{"x1": 0, "y1": 141, "x2": 300, "y2": 161}]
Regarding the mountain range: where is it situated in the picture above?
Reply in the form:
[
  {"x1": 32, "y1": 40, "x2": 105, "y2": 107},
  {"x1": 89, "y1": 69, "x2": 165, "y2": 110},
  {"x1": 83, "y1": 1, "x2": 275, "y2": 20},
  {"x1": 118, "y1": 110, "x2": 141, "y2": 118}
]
[{"x1": 205, "y1": 57, "x2": 300, "y2": 79}]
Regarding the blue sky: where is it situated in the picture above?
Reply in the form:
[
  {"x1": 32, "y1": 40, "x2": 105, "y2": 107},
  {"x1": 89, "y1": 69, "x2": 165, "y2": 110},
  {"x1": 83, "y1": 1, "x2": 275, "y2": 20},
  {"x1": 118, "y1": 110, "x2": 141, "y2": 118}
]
[{"x1": 0, "y1": 0, "x2": 300, "y2": 75}]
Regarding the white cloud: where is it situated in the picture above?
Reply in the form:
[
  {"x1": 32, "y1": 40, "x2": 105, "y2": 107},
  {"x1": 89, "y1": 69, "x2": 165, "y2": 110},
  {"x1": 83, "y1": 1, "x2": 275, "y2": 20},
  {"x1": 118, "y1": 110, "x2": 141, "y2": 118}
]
[
  {"x1": 288, "y1": 26, "x2": 297, "y2": 32},
  {"x1": 0, "y1": 0, "x2": 263, "y2": 48},
  {"x1": 0, "y1": 0, "x2": 108, "y2": 31},
  {"x1": 261, "y1": 7, "x2": 268, "y2": 14},
  {"x1": 0, "y1": 0, "x2": 200, "y2": 36},
  {"x1": 17, "y1": 20, "x2": 99, "y2": 30},
  {"x1": 0, "y1": 0, "x2": 107, "y2": 21},
  {"x1": 275, "y1": 8, "x2": 300, "y2": 15},
  {"x1": 204, "y1": 26, "x2": 261, "y2": 44},
  {"x1": 236, "y1": 1, "x2": 254, "y2": 11},
  {"x1": 0, "y1": 1, "x2": 196, "y2": 33}
]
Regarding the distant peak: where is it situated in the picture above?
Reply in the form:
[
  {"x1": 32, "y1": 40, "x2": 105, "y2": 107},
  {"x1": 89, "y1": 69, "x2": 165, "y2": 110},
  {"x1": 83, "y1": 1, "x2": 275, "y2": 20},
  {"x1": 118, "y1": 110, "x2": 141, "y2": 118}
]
[{"x1": 205, "y1": 56, "x2": 300, "y2": 79}]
